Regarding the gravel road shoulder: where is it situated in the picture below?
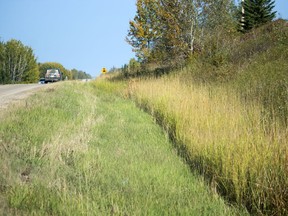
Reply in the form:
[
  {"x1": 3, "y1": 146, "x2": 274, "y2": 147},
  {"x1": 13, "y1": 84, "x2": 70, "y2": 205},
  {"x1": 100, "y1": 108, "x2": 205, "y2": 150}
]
[{"x1": 0, "y1": 84, "x2": 47, "y2": 109}]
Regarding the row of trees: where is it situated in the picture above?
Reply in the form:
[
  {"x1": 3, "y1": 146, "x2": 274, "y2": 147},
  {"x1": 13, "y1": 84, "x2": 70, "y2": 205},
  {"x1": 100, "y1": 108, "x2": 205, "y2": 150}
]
[
  {"x1": 0, "y1": 39, "x2": 92, "y2": 84},
  {"x1": 126, "y1": 0, "x2": 276, "y2": 67},
  {"x1": 71, "y1": 68, "x2": 92, "y2": 80}
]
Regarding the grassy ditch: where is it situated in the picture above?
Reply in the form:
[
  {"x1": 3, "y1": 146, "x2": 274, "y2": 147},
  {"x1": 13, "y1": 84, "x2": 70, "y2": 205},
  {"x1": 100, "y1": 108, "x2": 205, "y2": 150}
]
[
  {"x1": 127, "y1": 77, "x2": 288, "y2": 215},
  {"x1": 0, "y1": 81, "x2": 245, "y2": 215}
]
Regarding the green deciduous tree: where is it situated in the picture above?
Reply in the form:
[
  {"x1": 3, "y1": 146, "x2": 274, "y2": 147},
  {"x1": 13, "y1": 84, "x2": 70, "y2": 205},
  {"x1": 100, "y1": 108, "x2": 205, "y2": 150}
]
[
  {"x1": 199, "y1": 0, "x2": 238, "y2": 67},
  {"x1": 128, "y1": 58, "x2": 141, "y2": 73},
  {"x1": 71, "y1": 69, "x2": 79, "y2": 79},
  {"x1": 0, "y1": 39, "x2": 39, "y2": 84},
  {"x1": 156, "y1": 0, "x2": 187, "y2": 63},
  {"x1": 201, "y1": 0, "x2": 237, "y2": 30},
  {"x1": 120, "y1": 58, "x2": 141, "y2": 78},
  {"x1": 21, "y1": 47, "x2": 39, "y2": 83},
  {"x1": 240, "y1": 0, "x2": 276, "y2": 32},
  {"x1": 126, "y1": 0, "x2": 161, "y2": 62}
]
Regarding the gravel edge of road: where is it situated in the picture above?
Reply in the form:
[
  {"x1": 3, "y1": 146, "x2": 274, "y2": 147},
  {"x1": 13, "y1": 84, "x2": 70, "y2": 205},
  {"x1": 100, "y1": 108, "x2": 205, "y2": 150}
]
[{"x1": 0, "y1": 84, "x2": 47, "y2": 110}]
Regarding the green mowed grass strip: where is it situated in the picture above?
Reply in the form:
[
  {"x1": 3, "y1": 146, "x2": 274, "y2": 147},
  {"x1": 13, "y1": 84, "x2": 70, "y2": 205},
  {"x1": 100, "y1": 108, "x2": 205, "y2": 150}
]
[{"x1": 0, "y1": 81, "x2": 246, "y2": 215}]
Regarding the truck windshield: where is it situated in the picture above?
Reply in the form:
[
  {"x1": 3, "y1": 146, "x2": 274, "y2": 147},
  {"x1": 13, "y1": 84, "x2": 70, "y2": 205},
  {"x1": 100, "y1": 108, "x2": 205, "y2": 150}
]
[{"x1": 47, "y1": 69, "x2": 59, "y2": 74}]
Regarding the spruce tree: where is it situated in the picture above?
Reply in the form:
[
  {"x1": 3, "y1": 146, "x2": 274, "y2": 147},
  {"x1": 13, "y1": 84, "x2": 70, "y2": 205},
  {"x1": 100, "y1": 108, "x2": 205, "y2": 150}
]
[{"x1": 241, "y1": 0, "x2": 276, "y2": 32}]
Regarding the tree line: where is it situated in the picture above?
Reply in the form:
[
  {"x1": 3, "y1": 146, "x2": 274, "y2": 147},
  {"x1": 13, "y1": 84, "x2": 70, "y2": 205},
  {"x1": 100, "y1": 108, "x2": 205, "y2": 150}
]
[
  {"x1": 124, "y1": 0, "x2": 277, "y2": 74},
  {"x1": 0, "y1": 39, "x2": 92, "y2": 84}
]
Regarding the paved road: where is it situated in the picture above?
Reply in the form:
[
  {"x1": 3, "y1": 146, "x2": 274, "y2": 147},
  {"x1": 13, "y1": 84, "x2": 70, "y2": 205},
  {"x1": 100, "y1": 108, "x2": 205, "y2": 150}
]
[{"x1": 0, "y1": 84, "x2": 46, "y2": 108}]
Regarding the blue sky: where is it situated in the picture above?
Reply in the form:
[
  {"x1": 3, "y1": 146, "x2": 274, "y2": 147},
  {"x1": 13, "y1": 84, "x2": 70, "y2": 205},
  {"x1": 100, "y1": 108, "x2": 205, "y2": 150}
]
[{"x1": 0, "y1": 0, "x2": 287, "y2": 77}]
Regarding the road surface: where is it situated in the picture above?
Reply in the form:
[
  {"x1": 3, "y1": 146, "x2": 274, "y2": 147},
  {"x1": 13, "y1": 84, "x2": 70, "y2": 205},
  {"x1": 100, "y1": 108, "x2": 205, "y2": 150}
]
[{"x1": 0, "y1": 84, "x2": 46, "y2": 108}]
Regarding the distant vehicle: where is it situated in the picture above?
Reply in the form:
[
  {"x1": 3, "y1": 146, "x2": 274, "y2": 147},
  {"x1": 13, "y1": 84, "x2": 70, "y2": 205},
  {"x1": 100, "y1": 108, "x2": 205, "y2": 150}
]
[
  {"x1": 38, "y1": 78, "x2": 45, "y2": 84},
  {"x1": 45, "y1": 69, "x2": 62, "y2": 83}
]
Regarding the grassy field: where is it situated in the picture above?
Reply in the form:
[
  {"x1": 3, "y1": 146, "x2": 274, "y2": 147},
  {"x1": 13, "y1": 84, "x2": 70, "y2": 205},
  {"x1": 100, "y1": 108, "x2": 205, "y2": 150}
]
[
  {"x1": 0, "y1": 81, "x2": 245, "y2": 215},
  {"x1": 127, "y1": 76, "x2": 288, "y2": 215}
]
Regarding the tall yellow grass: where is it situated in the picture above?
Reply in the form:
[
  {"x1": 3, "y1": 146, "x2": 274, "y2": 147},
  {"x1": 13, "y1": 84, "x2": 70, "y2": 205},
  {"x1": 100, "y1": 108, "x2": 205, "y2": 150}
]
[{"x1": 127, "y1": 77, "x2": 288, "y2": 215}]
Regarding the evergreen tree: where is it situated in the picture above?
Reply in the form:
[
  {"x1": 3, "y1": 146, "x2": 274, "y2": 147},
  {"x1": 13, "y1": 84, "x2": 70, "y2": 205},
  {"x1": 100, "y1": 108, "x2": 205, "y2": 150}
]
[{"x1": 241, "y1": 0, "x2": 276, "y2": 32}]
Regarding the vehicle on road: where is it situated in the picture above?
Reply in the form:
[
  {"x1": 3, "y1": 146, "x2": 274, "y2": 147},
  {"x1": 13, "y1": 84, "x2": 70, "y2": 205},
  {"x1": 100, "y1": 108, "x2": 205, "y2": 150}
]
[
  {"x1": 38, "y1": 78, "x2": 45, "y2": 84},
  {"x1": 45, "y1": 69, "x2": 62, "y2": 83}
]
